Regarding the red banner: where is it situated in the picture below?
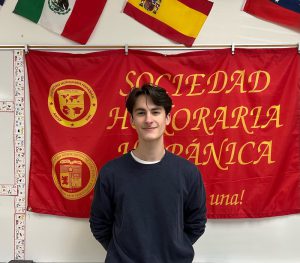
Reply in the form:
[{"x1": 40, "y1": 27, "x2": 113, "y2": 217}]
[{"x1": 26, "y1": 48, "x2": 300, "y2": 218}]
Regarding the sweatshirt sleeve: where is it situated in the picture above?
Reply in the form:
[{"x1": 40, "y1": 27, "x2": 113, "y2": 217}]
[
  {"x1": 184, "y1": 166, "x2": 207, "y2": 244},
  {"x1": 89, "y1": 166, "x2": 114, "y2": 250}
]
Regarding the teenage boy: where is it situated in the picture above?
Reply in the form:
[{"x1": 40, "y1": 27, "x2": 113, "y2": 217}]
[{"x1": 90, "y1": 83, "x2": 207, "y2": 263}]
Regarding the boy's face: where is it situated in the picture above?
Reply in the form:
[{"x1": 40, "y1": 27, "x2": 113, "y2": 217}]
[{"x1": 130, "y1": 95, "x2": 170, "y2": 143}]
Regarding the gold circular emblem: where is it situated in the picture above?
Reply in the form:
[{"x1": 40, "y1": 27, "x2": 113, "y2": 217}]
[
  {"x1": 52, "y1": 150, "x2": 98, "y2": 200},
  {"x1": 48, "y1": 79, "x2": 97, "y2": 128}
]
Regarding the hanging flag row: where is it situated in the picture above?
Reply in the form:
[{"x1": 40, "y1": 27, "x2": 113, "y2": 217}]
[
  {"x1": 7, "y1": 1, "x2": 300, "y2": 51},
  {"x1": 11, "y1": 0, "x2": 215, "y2": 46}
]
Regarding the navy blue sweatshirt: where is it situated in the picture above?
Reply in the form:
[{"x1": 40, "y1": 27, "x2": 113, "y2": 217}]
[{"x1": 90, "y1": 151, "x2": 207, "y2": 263}]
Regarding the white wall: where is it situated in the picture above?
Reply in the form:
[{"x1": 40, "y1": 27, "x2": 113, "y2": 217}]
[{"x1": 0, "y1": 0, "x2": 299, "y2": 262}]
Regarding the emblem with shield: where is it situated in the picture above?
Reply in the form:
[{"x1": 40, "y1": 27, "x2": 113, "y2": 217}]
[
  {"x1": 59, "y1": 159, "x2": 82, "y2": 189},
  {"x1": 139, "y1": 0, "x2": 161, "y2": 14},
  {"x1": 48, "y1": 79, "x2": 97, "y2": 128},
  {"x1": 57, "y1": 89, "x2": 84, "y2": 120}
]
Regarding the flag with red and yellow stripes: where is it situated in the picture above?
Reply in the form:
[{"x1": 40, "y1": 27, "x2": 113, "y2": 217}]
[{"x1": 123, "y1": 0, "x2": 214, "y2": 46}]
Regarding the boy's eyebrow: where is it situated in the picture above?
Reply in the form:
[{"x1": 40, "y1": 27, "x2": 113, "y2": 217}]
[
  {"x1": 134, "y1": 106, "x2": 163, "y2": 112},
  {"x1": 134, "y1": 108, "x2": 146, "y2": 112},
  {"x1": 151, "y1": 107, "x2": 163, "y2": 111}
]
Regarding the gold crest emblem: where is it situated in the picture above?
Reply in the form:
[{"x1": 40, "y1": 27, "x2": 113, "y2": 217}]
[
  {"x1": 57, "y1": 89, "x2": 84, "y2": 120},
  {"x1": 59, "y1": 159, "x2": 82, "y2": 189},
  {"x1": 48, "y1": 79, "x2": 97, "y2": 128},
  {"x1": 139, "y1": 0, "x2": 161, "y2": 14},
  {"x1": 52, "y1": 150, "x2": 97, "y2": 200}
]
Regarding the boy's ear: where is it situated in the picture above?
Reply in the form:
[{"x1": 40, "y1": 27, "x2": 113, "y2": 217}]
[
  {"x1": 166, "y1": 113, "x2": 171, "y2": 125},
  {"x1": 130, "y1": 115, "x2": 135, "y2": 127}
]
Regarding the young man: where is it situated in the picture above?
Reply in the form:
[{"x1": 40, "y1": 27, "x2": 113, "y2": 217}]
[{"x1": 90, "y1": 83, "x2": 207, "y2": 263}]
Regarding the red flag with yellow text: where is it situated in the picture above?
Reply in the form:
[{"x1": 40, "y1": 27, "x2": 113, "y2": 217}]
[{"x1": 26, "y1": 48, "x2": 300, "y2": 218}]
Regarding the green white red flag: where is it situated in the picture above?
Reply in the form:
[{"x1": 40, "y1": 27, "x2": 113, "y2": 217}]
[{"x1": 13, "y1": 0, "x2": 107, "y2": 44}]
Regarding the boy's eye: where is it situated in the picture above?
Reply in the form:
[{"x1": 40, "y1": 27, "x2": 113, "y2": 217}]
[{"x1": 137, "y1": 111, "x2": 145, "y2": 115}]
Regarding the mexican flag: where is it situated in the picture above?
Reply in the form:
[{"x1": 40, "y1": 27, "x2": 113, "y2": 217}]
[{"x1": 13, "y1": 0, "x2": 107, "y2": 44}]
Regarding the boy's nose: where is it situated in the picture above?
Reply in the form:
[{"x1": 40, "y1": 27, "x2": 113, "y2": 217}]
[{"x1": 145, "y1": 112, "x2": 153, "y2": 123}]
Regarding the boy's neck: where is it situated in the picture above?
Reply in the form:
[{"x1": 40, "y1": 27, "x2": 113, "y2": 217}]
[{"x1": 133, "y1": 140, "x2": 166, "y2": 162}]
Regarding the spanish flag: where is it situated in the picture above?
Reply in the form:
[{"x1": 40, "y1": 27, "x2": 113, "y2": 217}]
[{"x1": 123, "y1": 0, "x2": 214, "y2": 46}]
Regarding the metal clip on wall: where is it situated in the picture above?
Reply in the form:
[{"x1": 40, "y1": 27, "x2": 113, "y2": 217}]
[{"x1": 24, "y1": 44, "x2": 29, "y2": 54}]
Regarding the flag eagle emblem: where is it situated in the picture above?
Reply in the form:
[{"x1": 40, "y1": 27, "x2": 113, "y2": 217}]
[{"x1": 48, "y1": 0, "x2": 70, "y2": 15}]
